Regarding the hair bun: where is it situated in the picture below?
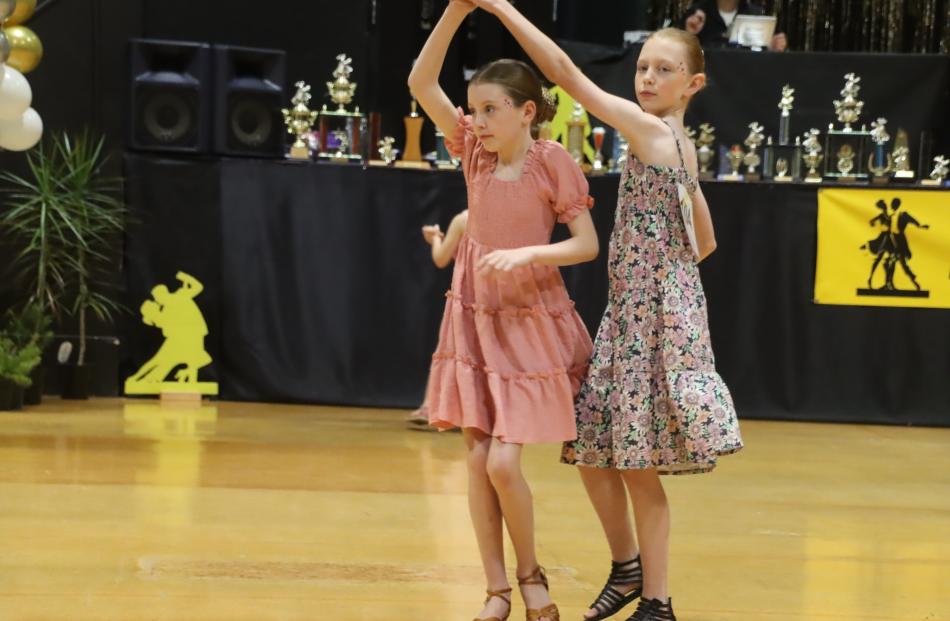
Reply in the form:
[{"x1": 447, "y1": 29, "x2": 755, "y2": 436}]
[{"x1": 538, "y1": 87, "x2": 557, "y2": 124}]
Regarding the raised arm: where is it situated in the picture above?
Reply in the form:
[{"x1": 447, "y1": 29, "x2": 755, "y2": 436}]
[
  {"x1": 407, "y1": 1, "x2": 474, "y2": 139},
  {"x1": 476, "y1": 0, "x2": 668, "y2": 151},
  {"x1": 176, "y1": 271, "x2": 203, "y2": 297}
]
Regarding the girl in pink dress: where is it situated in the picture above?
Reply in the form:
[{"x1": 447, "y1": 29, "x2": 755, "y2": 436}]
[{"x1": 408, "y1": 3, "x2": 599, "y2": 620}]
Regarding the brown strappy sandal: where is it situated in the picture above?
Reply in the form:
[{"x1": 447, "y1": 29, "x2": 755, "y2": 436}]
[
  {"x1": 517, "y1": 566, "x2": 560, "y2": 621},
  {"x1": 474, "y1": 587, "x2": 513, "y2": 621}
]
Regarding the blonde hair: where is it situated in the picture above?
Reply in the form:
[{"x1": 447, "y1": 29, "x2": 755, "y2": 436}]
[
  {"x1": 647, "y1": 27, "x2": 705, "y2": 75},
  {"x1": 470, "y1": 59, "x2": 556, "y2": 139}
]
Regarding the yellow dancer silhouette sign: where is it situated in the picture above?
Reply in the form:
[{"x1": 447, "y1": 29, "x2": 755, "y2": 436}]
[
  {"x1": 815, "y1": 188, "x2": 950, "y2": 309},
  {"x1": 125, "y1": 271, "x2": 218, "y2": 396}
]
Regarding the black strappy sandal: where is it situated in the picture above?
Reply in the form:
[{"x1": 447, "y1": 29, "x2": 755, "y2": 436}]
[
  {"x1": 585, "y1": 555, "x2": 643, "y2": 621},
  {"x1": 626, "y1": 597, "x2": 677, "y2": 621}
]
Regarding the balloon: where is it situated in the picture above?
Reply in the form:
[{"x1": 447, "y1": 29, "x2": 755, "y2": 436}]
[
  {"x1": 3, "y1": 24, "x2": 42, "y2": 73},
  {"x1": 0, "y1": 0, "x2": 15, "y2": 22},
  {"x1": 0, "y1": 63, "x2": 31, "y2": 120},
  {"x1": 0, "y1": 29, "x2": 9, "y2": 64},
  {"x1": 5, "y1": 0, "x2": 35, "y2": 26},
  {"x1": 0, "y1": 106, "x2": 42, "y2": 151}
]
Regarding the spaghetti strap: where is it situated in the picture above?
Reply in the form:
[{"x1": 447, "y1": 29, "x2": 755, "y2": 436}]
[{"x1": 660, "y1": 119, "x2": 686, "y2": 169}]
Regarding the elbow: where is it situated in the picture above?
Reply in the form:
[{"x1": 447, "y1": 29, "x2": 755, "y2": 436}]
[
  {"x1": 698, "y1": 240, "x2": 717, "y2": 262},
  {"x1": 584, "y1": 238, "x2": 600, "y2": 262}
]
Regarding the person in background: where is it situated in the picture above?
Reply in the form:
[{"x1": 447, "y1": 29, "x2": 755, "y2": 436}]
[{"x1": 682, "y1": 0, "x2": 787, "y2": 51}]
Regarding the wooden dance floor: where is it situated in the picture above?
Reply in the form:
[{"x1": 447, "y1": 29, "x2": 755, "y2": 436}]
[{"x1": 1, "y1": 399, "x2": 947, "y2": 620}]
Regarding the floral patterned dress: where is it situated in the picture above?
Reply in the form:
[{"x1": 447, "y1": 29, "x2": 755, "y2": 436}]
[{"x1": 561, "y1": 123, "x2": 743, "y2": 475}]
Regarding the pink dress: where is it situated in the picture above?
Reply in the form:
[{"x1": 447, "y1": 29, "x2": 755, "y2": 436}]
[{"x1": 426, "y1": 109, "x2": 595, "y2": 444}]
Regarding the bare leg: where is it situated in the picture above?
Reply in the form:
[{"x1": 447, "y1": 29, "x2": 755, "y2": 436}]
[
  {"x1": 486, "y1": 438, "x2": 555, "y2": 621},
  {"x1": 621, "y1": 468, "x2": 670, "y2": 602},
  {"x1": 464, "y1": 429, "x2": 511, "y2": 620},
  {"x1": 578, "y1": 466, "x2": 640, "y2": 618}
]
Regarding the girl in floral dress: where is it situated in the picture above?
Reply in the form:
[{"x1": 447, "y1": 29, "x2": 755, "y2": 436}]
[
  {"x1": 408, "y1": 2, "x2": 600, "y2": 620},
  {"x1": 472, "y1": 2, "x2": 744, "y2": 620}
]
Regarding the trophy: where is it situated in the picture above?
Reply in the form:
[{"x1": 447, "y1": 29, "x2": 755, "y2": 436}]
[
  {"x1": 318, "y1": 54, "x2": 364, "y2": 162},
  {"x1": 696, "y1": 123, "x2": 716, "y2": 180},
  {"x1": 802, "y1": 128, "x2": 823, "y2": 183},
  {"x1": 591, "y1": 126, "x2": 606, "y2": 175},
  {"x1": 824, "y1": 73, "x2": 870, "y2": 180},
  {"x1": 609, "y1": 128, "x2": 628, "y2": 173},
  {"x1": 567, "y1": 101, "x2": 590, "y2": 171},
  {"x1": 396, "y1": 99, "x2": 430, "y2": 169},
  {"x1": 743, "y1": 122, "x2": 765, "y2": 181},
  {"x1": 766, "y1": 85, "x2": 801, "y2": 181},
  {"x1": 921, "y1": 155, "x2": 949, "y2": 186},
  {"x1": 891, "y1": 128, "x2": 915, "y2": 180},
  {"x1": 778, "y1": 85, "x2": 795, "y2": 145},
  {"x1": 835, "y1": 144, "x2": 857, "y2": 182},
  {"x1": 684, "y1": 126, "x2": 696, "y2": 143},
  {"x1": 719, "y1": 144, "x2": 744, "y2": 181},
  {"x1": 867, "y1": 118, "x2": 893, "y2": 185},
  {"x1": 367, "y1": 136, "x2": 398, "y2": 167},
  {"x1": 434, "y1": 128, "x2": 459, "y2": 170},
  {"x1": 282, "y1": 81, "x2": 319, "y2": 160}
]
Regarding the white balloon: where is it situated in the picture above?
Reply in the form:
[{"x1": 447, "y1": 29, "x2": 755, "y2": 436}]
[
  {"x1": 0, "y1": 106, "x2": 43, "y2": 151},
  {"x1": 0, "y1": 64, "x2": 32, "y2": 121}
]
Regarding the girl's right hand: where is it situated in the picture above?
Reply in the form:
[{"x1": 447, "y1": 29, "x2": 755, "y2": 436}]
[
  {"x1": 422, "y1": 224, "x2": 444, "y2": 246},
  {"x1": 449, "y1": 0, "x2": 477, "y2": 15}
]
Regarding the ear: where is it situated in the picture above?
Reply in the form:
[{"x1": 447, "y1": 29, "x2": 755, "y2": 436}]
[
  {"x1": 521, "y1": 99, "x2": 537, "y2": 126},
  {"x1": 685, "y1": 72, "x2": 706, "y2": 98}
]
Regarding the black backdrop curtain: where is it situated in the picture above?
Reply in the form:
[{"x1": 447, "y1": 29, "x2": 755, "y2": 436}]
[
  {"x1": 558, "y1": 41, "x2": 950, "y2": 176},
  {"x1": 124, "y1": 155, "x2": 950, "y2": 426}
]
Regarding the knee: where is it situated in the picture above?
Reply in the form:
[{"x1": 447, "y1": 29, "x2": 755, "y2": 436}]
[{"x1": 486, "y1": 453, "x2": 521, "y2": 491}]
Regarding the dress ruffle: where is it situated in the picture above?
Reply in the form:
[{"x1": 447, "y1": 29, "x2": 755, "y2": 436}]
[{"x1": 426, "y1": 234, "x2": 592, "y2": 444}]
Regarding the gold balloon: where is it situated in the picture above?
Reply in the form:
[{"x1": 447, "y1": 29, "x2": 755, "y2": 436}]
[
  {"x1": 5, "y1": 0, "x2": 36, "y2": 26},
  {"x1": 3, "y1": 25, "x2": 42, "y2": 74}
]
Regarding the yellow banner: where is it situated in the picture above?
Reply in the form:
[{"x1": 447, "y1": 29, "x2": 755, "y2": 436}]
[{"x1": 815, "y1": 188, "x2": 950, "y2": 309}]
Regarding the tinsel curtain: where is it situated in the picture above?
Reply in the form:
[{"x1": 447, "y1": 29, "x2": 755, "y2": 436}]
[{"x1": 645, "y1": 0, "x2": 950, "y2": 53}]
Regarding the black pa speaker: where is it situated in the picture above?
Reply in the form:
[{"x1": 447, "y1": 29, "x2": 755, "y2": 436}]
[
  {"x1": 212, "y1": 45, "x2": 286, "y2": 158},
  {"x1": 129, "y1": 39, "x2": 212, "y2": 154}
]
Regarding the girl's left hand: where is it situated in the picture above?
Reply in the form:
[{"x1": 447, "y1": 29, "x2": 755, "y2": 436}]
[
  {"x1": 477, "y1": 247, "x2": 535, "y2": 277},
  {"x1": 469, "y1": 0, "x2": 504, "y2": 13}
]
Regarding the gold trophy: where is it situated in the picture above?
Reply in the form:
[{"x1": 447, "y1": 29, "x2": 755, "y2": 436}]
[
  {"x1": 891, "y1": 129, "x2": 915, "y2": 180},
  {"x1": 696, "y1": 123, "x2": 716, "y2": 180},
  {"x1": 868, "y1": 118, "x2": 893, "y2": 185},
  {"x1": 567, "y1": 101, "x2": 590, "y2": 172},
  {"x1": 920, "y1": 155, "x2": 948, "y2": 186},
  {"x1": 802, "y1": 128, "x2": 823, "y2": 183},
  {"x1": 825, "y1": 73, "x2": 870, "y2": 180},
  {"x1": 832, "y1": 73, "x2": 863, "y2": 131},
  {"x1": 396, "y1": 99, "x2": 430, "y2": 169},
  {"x1": 368, "y1": 136, "x2": 398, "y2": 166},
  {"x1": 282, "y1": 81, "x2": 319, "y2": 160},
  {"x1": 318, "y1": 54, "x2": 364, "y2": 162},
  {"x1": 609, "y1": 128, "x2": 628, "y2": 173},
  {"x1": 743, "y1": 122, "x2": 765, "y2": 181},
  {"x1": 836, "y1": 144, "x2": 856, "y2": 182},
  {"x1": 720, "y1": 144, "x2": 744, "y2": 181},
  {"x1": 591, "y1": 126, "x2": 606, "y2": 175},
  {"x1": 778, "y1": 85, "x2": 795, "y2": 145}
]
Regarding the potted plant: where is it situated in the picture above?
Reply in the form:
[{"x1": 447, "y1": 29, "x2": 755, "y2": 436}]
[
  {"x1": 0, "y1": 334, "x2": 41, "y2": 411},
  {"x1": 0, "y1": 131, "x2": 126, "y2": 401},
  {"x1": 1, "y1": 303, "x2": 53, "y2": 405}
]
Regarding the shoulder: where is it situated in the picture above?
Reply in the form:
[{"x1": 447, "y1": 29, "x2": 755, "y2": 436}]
[{"x1": 451, "y1": 210, "x2": 469, "y2": 227}]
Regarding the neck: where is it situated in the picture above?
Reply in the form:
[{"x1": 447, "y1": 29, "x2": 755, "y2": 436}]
[
  {"x1": 718, "y1": 0, "x2": 740, "y2": 11},
  {"x1": 496, "y1": 132, "x2": 535, "y2": 165},
  {"x1": 651, "y1": 105, "x2": 687, "y2": 124}
]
